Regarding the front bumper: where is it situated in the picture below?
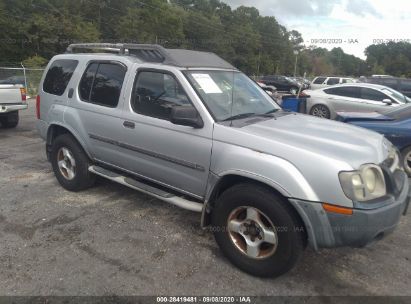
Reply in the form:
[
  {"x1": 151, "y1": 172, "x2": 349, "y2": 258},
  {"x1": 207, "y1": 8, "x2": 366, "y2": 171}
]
[
  {"x1": 0, "y1": 103, "x2": 28, "y2": 114},
  {"x1": 290, "y1": 170, "x2": 410, "y2": 250}
]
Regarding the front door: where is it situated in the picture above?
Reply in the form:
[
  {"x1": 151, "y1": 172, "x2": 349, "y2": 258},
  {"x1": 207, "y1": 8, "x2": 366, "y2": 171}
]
[{"x1": 120, "y1": 68, "x2": 213, "y2": 198}]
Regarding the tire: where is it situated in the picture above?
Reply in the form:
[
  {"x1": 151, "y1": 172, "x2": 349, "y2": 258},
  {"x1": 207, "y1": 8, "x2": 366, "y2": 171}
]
[
  {"x1": 211, "y1": 183, "x2": 305, "y2": 278},
  {"x1": 51, "y1": 134, "x2": 96, "y2": 191},
  {"x1": 310, "y1": 104, "x2": 331, "y2": 119},
  {"x1": 0, "y1": 111, "x2": 19, "y2": 128},
  {"x1": 401, "y1": 146, "x2": 411, "y2": 177}
]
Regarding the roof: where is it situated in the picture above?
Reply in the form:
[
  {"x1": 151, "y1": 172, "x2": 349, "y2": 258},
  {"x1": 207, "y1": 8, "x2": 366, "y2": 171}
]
[{"x1": 65, "y1": 43, "x2": 236, "y2": 70}]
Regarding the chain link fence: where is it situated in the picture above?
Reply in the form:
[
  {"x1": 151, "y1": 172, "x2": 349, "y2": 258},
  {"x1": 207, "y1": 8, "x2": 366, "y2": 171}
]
[{"x1": 0, "y1": 65, "x2": 45, "y2": 98}]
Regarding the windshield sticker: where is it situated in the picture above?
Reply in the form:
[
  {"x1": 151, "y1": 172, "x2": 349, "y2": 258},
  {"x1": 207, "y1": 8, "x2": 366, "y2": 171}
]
[{"x1": 192, "y1": 74, "x2": 223, "y2": 94}]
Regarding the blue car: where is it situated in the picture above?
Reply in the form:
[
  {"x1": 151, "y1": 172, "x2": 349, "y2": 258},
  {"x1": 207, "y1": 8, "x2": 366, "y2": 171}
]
[{"x1": 337, "y1": 104, "x2": 411, "y2": 176}]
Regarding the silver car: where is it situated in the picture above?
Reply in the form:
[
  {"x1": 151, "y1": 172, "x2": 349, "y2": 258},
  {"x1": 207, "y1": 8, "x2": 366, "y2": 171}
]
[
  {"x1": 36, "y1": 44, "x2": 410, "y2": 278},
  {"x1": 306, "y1": 83, "x2": 410, "y2": 119}
]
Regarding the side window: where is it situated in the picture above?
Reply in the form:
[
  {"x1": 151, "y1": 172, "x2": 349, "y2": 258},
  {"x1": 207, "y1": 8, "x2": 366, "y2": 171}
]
[
  {"x1": 400, "y1": 80, "x2": 411, "y2": 91},
  {"x1": 43, "y1": 59, "x2": 78, "y2": 96},
  {"x1": 327, "y1": 78, "x2": 340, "y2": 85},
  {"x1": 324, "y1": 86, "x2": 360, "y2": 98},
  {"x1": 382, "y1": 78, "x2": 399, "y2": 89},
  {"x1": 131, "y1": 71, "x2": 192, "y2": 121},
  {"x1": 313, "y1": 77, "x2": 326, "y2": 84},
  {"x1": 360, "y1": 88, "x2": 390, "y2": 101},
  {"x1": 79, "y1": 62, "x2": 126, "y2": 108}
]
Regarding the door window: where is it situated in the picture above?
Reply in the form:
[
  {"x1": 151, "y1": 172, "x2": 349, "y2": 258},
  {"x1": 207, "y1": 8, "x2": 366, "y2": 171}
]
[
  {"x1": 360, "y1": 88, "x2": 390, "y2": 101},
  {"x1": 131, "y1": 70, "x2": 192, "y2": 121},
  {"x1": 324, "y1": 86, "x2": 360, "y2": 98},
  {"x1": 43, "y1": 59, "x2": 78, "y2": 96},
  {"x1": 313, "y1": 77, "x2": 326, "y2": 84},
  {"x1": 79, "y1": 62, "x2": 127, "y2": 108},
  {"x1": 326, "y1": 78, "x2": 340, "y2": 85}
]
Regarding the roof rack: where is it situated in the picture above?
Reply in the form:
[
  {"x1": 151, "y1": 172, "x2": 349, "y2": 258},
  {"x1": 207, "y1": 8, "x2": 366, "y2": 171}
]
[
  {"x1": 65, "y1": 43, "x2": 236, "y2": 70},
  {"x1": 66, "y1": 43, "x2": 176, "y2": 64}
]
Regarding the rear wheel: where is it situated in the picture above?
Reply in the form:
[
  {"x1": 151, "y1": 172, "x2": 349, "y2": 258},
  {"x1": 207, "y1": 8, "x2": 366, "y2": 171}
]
[
  {"x1": 310, "y1": 104, "x2": 331, "y2": 119},
  {"x1": 211, "y1": 183, "x2": 305, "y2": 277},
  {"x1": 51, "y1": 134, "x2": 95, "y2": 191},
  {"x1": 290, "y1": 87, "x2": 298, "y2": 95},
  {"x1": 0, "y1": 111, "x2": 19, "y2": 128}
]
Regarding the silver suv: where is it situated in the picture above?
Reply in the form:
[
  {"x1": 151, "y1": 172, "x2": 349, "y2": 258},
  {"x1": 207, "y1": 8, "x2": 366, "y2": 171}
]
[{"x1": 36, "y1": 44, "x2": 410, "y2": 278}]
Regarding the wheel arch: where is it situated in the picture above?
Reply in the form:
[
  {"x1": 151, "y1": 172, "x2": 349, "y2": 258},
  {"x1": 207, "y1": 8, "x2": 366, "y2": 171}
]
[
  {"x1": 46, "y1": 123, "x2": 92, "y2": 160},
  {"x1": 201, "y1": 173, "x2": 308, "y2": 246}
]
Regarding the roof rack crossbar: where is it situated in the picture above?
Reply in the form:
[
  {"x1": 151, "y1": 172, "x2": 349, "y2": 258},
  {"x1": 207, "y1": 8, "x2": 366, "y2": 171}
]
[{"x1": 65, "y1": 43, "x2": 178, "y2": 64}]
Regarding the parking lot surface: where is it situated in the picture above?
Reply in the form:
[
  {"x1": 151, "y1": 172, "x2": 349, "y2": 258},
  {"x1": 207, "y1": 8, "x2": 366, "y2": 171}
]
[{"x1": 0, "y1": 100, "x2": 410, "y2": 296}]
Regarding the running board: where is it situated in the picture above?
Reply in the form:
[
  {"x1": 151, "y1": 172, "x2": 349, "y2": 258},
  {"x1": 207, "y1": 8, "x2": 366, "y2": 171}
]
[{"x1": 88, "y1": 165, "x2": 203, "y2": 212}]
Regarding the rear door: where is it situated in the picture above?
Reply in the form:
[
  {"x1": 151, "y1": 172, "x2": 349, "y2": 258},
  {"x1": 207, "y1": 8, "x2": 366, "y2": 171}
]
[
  {"x1": 64, "y1": 60, "x2": 129, "y2": 167},
  {"x1": 323, "y1": 86, "x2": 362, "y2": 112}
]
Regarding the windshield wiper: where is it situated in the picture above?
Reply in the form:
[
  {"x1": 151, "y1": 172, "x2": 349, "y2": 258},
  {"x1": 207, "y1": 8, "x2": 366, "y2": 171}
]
[
  {"x1": 263, "y1": 109, "x2": 280, "y2": 115},
  {"x1": 222, "y1": 113, "x2": 256, "y2": 121}
]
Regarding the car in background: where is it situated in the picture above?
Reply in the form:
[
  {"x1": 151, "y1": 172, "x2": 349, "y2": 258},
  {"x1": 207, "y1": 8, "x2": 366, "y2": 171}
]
[
  {"x1": 259, "y1": 75, "x2": 301, "y2": 94},
  {"x1": 311, "y1": 76, "x2": 355, "y2": 90},
  {"x1": 305, "y1": 83, "x2": 409, "y2": 119},
  {"x1": 256, "y1": 82, "x2": 279, "y2": 101},
  {"x1": 337, "y1": 104, "x2": 411, "y2": 176},
  {"x1": 359, "y1": 76, "x2": 411, "y2": 98},
  {"x1": 0, "y1": 84, "x2": 27, "y2": 128},
  {"x1": 0, "y1": 76, "x2": 26, "y2": 86}
]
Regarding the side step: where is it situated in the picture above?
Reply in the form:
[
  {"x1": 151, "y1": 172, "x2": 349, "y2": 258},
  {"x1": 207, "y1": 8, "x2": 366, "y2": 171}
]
[{"x1": 88, "y1": 165, "x2": 203, "y2": 213}]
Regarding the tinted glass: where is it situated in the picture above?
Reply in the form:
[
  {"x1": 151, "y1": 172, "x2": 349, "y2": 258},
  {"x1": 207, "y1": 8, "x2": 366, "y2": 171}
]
[
  {"x1": 86, "y1": 63, "x2": 126, "y2": 107},
  {"x1": 132, "y1": 71, "x2": 192, "y2": 121},
  {"x1": 327, "y1": 78, "x2": 340, "y2": 85},
  {"x1": 79, "y1": 63, "x2": 98, "y2": 101},
  {"x1": 360, "y1": 88, "x2": 388, "y2": 101},
  {"x1": 43, "y1": 59, "x2": 78, "y2": 96},
  {"x1": 313, "y1": 77, "x2": 326, "y2": 84},
  {"x1": 382, "y1": 78, "x2": 399, "y2": 89},
  {"x1": 400, "y1": 79, "x2": 411, "y2": 91},
  {"x1": 186, "y1": 70, "x2": 279, "y2": 121},
  {"x1": 324, "y1": 86, "x2": 360, "y2": 98}
]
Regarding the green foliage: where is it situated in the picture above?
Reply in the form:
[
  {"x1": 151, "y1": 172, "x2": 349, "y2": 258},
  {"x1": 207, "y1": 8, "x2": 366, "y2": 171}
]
[
  {"x1": 1, "y1": 0, "x2": 407, "y2": 78},
  {"x1": 22, "y1": 55, "x2": 48, "y2": 68}
]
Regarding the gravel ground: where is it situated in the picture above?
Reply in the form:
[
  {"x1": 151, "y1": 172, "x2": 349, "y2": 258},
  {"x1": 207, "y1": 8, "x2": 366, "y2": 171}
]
[{"x1": 0, "y1": 100, "x2": 410, "y2": 296}]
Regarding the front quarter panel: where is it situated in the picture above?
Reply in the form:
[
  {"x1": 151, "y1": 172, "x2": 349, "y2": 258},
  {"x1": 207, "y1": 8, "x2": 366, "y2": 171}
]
[{"x1": 210, "y1": 140, "x2": 320, "y2": 202}]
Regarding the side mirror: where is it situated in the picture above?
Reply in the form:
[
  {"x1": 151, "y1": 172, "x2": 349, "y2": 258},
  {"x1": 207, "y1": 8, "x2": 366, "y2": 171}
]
[
  {"x1": 170, "y1": 106, "x2": 204, "y2": 128},
  {"x1": 382, "y1": 99, "x2": 392, "y2": 105}
]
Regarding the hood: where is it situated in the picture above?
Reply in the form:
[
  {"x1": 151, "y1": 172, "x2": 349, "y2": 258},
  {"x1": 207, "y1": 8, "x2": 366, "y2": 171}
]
[
  {"x1": 215, "y1": 113, "x2": 389, "y2": 169},
  {"x1": 336, "y1": 111, "x2": 393, "y2": 123}
]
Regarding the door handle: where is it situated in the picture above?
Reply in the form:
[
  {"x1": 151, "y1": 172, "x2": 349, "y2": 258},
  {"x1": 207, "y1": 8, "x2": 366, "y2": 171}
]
[{"x1": 123, "y1": 121, "x2": 135, "y2": 129}]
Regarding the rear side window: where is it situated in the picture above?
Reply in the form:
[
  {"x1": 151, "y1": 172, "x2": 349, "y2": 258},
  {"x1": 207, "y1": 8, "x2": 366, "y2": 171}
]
[
  {"x1": 382, "y1": 78, "x2": 399, "y2": 89},
  {"x1": 79, "y1": 62, "x2": 126, "y2": 108},
  {"x1": 324, "y1": 86, "x2": 360, "y2": 98},
  {"x1": 313, "y1": 77, "x2": 326, "y2": 84},
  {"x1": 43, "y1": 59, "x2": 78, "y2": 96},
  {"x1": 326, "y1": 78, "x2": 340, "y2": 85}
]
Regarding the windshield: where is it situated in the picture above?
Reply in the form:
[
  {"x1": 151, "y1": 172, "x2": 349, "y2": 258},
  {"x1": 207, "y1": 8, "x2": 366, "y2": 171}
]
[
  {"x1": 185, "y1": 71, "x2": 279, "y2": 121},
  {"x1": 381, "y1": 87, "x2": 410, "y2": 103}
]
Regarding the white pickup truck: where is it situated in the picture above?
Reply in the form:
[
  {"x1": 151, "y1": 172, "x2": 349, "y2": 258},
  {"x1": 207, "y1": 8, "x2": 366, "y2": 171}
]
[{"x1": 0, "y1": 84, "x2": 27, "y2": 128}]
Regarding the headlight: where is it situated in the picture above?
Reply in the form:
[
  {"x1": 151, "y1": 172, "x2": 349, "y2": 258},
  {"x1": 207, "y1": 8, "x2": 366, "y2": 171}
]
[{"x1": 339, "y1": 165, "x2": 386, "y2": 202}]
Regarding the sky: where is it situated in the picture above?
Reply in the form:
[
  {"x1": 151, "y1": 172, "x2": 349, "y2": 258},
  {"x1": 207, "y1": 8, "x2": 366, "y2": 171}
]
[{"x1": 222, "y1": 0, "x2": 411, "y2": 59}]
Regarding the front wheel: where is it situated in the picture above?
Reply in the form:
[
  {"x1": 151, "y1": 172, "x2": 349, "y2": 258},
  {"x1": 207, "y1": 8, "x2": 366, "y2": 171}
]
[
  {"x1": 290, "y1": 87, "x2": 298, "y2": 95},
  {"x1": 211, "y1": 184, "x2": 305, "y2": 277},
  {"x1": 401, "y1": 146, "x2": 411, "y2": 177}
]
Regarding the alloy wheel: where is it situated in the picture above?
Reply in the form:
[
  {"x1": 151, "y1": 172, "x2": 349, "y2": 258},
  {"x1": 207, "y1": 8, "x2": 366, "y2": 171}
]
[{"x1": 227, "y1": 206, "x2": 278, "y2": 259}]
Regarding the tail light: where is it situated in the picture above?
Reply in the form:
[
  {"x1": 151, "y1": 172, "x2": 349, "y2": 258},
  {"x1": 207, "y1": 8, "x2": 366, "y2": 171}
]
[
  {"x1": 20, "y1": 88, "x2": 27, "y2": 102},
  {"x1": 36, "y1": 95, "x2": 41, "y2": 119}
]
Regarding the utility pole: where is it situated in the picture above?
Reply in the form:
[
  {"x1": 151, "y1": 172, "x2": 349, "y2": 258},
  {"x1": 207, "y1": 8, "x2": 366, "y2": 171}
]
[{"x1": 293, "y1": 50, "x2": 299, "y2": 77}]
